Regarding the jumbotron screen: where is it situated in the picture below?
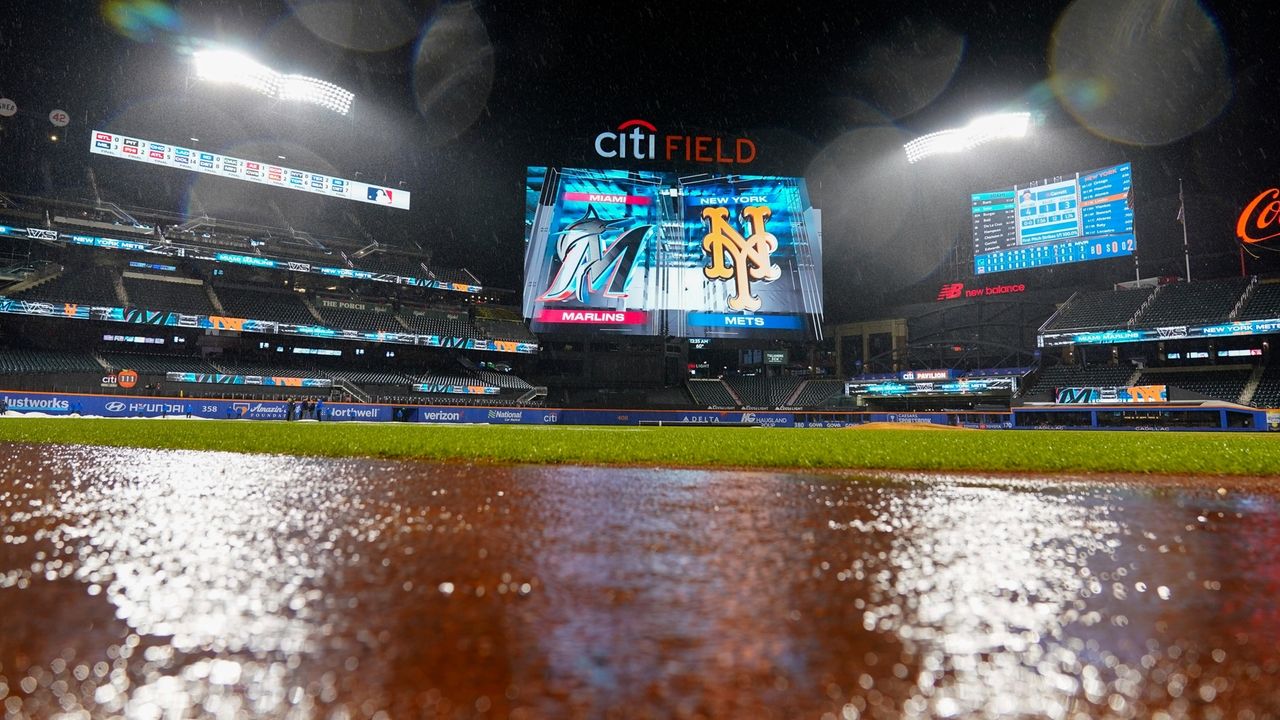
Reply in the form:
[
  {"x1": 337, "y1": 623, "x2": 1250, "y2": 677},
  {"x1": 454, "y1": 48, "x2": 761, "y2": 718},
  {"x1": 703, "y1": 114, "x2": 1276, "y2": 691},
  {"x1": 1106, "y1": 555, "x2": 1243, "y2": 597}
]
[
  {"x1": 522, "y1": 167, "x2": 823, "y2": 339},
  {"x1": 971, "y1": 162, "x2": 1134, "y2": 275}
]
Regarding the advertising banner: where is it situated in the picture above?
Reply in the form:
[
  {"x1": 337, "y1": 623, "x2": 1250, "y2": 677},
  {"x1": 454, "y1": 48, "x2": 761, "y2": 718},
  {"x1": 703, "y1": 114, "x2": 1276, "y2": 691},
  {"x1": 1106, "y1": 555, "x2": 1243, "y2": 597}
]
[
  {"x1": 1054, "y1": 385, "x2": 1168, "y2": 404},
  {"x1": 0, "y1": 296, "x2": 537, "y2": 355},
  {"x1": 90, "y1": 130, "x2": 410, "y2": 210}
]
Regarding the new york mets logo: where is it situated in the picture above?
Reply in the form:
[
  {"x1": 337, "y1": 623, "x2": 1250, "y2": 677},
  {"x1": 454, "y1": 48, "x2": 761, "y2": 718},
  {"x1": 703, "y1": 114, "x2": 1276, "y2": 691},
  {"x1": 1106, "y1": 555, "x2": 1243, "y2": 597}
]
[{"x1": 701, "y1": 205, "x2": 780, "y2": 312}]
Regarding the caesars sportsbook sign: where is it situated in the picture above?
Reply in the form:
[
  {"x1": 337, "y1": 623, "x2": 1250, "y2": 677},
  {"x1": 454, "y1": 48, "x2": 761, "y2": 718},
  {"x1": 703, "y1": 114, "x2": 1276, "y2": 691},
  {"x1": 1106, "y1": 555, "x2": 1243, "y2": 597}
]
[{"x1": 1238, "y1": 187, "x2": 1280, "y2": 245}]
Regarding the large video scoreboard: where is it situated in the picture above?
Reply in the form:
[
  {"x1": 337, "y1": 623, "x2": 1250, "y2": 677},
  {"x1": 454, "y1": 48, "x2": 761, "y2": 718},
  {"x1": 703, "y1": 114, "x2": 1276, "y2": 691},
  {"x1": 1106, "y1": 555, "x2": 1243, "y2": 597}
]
[
  {"x1": 972, "y1": 162, "x2": 1134, "y2": 275},
  {"x1": 523, "y1": 168, "x2": 823, "y2": 339}
]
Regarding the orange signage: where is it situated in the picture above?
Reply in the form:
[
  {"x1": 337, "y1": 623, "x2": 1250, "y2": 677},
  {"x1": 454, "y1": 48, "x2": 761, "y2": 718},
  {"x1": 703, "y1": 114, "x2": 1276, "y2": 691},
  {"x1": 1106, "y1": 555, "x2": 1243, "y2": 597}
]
[
  {"x1": 118, "y1": 369, "x2": 138, "y2": 389},
  {"x1": 1237, "y1": 187, "x2": 1280, "y2": 245}
]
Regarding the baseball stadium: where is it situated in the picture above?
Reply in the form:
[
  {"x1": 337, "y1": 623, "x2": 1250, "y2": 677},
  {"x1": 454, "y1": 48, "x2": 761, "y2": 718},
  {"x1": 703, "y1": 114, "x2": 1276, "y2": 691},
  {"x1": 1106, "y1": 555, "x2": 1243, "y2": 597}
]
[{"x1": 2, "y1": 1, "x2": 1279, "y2": 717}]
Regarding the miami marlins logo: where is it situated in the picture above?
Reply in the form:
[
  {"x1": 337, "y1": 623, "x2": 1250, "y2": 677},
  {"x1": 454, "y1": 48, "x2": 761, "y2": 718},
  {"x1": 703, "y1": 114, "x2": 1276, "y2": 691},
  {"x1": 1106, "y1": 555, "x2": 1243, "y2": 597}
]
[
  {"x1": 539, "y1": 205, "x2": 650, "y2": 303},
  {"x1": 701, "y1": 205, "x2": 780, "y2": 312}
]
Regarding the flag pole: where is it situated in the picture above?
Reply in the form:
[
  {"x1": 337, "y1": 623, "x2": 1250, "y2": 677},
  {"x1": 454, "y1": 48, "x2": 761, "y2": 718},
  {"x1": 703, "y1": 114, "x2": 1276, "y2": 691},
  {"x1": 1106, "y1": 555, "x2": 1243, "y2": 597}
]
[{"x1": 1179, "y1": 178, "x2": 1191, "y2": 282}]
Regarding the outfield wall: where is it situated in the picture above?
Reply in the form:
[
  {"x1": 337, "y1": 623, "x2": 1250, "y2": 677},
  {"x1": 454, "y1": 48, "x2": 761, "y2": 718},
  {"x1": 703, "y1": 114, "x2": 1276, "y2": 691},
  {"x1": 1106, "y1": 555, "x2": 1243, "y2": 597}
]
[
  {"x1": 0, "y1": 389, "x2": 1012, "y2": 428},
  {"x1": 2, "y1": 390, "x2": 1273, "y2": 430}
]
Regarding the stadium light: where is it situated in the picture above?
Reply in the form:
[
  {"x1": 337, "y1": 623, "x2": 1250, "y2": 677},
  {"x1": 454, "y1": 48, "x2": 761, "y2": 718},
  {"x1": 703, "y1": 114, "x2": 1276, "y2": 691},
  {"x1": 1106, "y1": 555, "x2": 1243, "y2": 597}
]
[
  {"x1": 192, "y1": 49, "x2": 355, "y2": 116},
  {"x1": 903, "y1": 112, "x2": 1031, "y2": 164}
]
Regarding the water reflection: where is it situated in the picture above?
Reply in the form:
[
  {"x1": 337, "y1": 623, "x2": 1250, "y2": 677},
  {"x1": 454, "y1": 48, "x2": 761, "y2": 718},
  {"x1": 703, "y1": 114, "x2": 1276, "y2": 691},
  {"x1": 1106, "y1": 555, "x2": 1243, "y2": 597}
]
[{"x1": 1, "y1": 444, "x2": 1278, "y2": 717}]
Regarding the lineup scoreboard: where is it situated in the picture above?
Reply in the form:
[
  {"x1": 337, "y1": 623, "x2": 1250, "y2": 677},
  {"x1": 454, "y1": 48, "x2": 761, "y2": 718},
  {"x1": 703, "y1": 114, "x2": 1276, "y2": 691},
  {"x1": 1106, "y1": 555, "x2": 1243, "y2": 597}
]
[
  {"x1": 972, "y1": 162, "x2": 1134, "y2": 275},
  {"x1": 89, "y1": 130, "x2": 411, "y2": 210},
  {"x1": 523, "y1": 167, "x2": 823, "y2": 340}
]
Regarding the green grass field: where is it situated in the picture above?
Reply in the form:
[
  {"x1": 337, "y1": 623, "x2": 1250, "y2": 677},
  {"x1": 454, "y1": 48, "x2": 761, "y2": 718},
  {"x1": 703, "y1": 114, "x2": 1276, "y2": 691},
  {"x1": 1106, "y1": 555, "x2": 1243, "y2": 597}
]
[{"x1": 1, "y1": 417, "x2": 1278, "y2": 475}]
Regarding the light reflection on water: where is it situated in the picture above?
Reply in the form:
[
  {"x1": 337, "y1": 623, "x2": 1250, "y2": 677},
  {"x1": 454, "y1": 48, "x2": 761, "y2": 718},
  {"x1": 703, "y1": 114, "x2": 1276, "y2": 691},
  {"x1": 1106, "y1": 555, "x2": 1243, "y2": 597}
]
[{"x1": 1, "y1": 444, "x2": 1278, "y2": 718}]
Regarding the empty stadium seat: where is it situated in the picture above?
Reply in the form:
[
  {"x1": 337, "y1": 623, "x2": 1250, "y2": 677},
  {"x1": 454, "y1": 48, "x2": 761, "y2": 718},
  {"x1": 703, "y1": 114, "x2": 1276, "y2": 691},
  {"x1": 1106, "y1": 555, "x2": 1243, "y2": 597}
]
[
  {"x1": 100, "y1": 352, "x2": 220, "y2": 375},
  {"x1": 398, "y1": 307, "x2": 479, "y2": 338},
  {"x1": 1043, "y1": 288, "x2": 1153, "y2": 331},
  {"x1": 352, "y1": 253, "x2": 428, "y2": 277},
  {"x1": 1250, "y1": 365, "x2": 1280, "y2": 408},
  {"x1": 1133, "y1": 278, "x2": 1250, "y2": 328},
  {"x1": 1138, "y1": 368, "x2": 1252, "y2": 403},
  {"x1": 1238, "y1": 282, "x2": 1280, "y2": 321},
  {"x1": 793, "y1": 379, "x2": 846, "y2": 407},
  {"x1": 216, "y1": 287, "x2": 319, "y2": 325},
  {"x1": 1025, "y1": 365, "x2": 1136, "y2": 397},
  {"x1": 122, "y1": 276, "x2": 215, "y2": 315},
  {"x1": 687, "y1": 379, "x2": 736, "y2": 407},
  {"x1": 313, "y1": 297, "x2": 405, "y2": 333},
  {"x1": 12, "y1": 265, "x2": 121, "y2": 306},
  {"x1": 0, "y1": 348, "x2": 104, "y2": 374}
]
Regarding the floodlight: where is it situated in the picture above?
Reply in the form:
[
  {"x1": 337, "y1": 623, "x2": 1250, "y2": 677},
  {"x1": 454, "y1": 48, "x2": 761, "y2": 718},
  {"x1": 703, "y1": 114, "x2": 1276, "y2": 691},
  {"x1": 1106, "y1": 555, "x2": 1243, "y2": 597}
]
[
  {"x1": 191, "y1": 49, "x2": 355, "y2": 116},
  {"x1": 904, "y1": 112, "x2": 1030, "y2": 164},
  {"x1": 193, "y1": 49, "x2": 277, "y2": 95}
]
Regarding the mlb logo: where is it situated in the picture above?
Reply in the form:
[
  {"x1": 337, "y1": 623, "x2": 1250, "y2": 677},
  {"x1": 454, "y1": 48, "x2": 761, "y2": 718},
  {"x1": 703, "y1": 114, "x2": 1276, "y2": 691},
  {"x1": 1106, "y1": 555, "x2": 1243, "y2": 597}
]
[
  {"x1": 175, "y1": 148, "x2": 190, "y2": 156},
  {"x1": 367, "y1": 187, "x2": 394, "y2": 205},
  {"x1": 148, "y1": 150, "x2": 165, "y2": 159},
  {"x1": 199, "y1": 153, "x2": 214, "y2": 161},
  {"x1": 124, "y1": 138, "x2": 139, "y2": 147},
  {"x1": 246, "y1": 162, "x2": 259, "y2": 170},
  {"x1": 95, "y1": 132, "x2": 112, "y2": 142},
  {"x1": 94, "y1": 140, "x2": 112, "y2": 150},
  {"x1": 124, "y1": 145, "x2": 140, "y2": 155},
  {"x1": 331, "y1": 178, "x2": 345, "y2": 186},
  {"x1": 149, "y1": 143, "x2": 165, "y2": 151}
]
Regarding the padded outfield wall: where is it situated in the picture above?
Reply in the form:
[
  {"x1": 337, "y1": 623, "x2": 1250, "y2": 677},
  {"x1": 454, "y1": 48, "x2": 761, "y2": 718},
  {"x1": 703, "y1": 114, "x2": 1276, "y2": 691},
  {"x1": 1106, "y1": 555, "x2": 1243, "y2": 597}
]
[{"x1": 4, "y1": 389, "x2": 1274, "y2": 430}]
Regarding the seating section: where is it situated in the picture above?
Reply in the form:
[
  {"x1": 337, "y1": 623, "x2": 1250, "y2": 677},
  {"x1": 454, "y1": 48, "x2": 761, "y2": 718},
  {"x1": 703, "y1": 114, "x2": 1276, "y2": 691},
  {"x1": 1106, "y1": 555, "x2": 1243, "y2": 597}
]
[
  {"x1": 1042, "y1": 289, "x2": 1153, "y2": 331},
  {"x1": 477, "y1": 318, "x2": 538, "y2": 343},
  {"x1": 313, "y1": 298, "x2": 405, "y2": 333},
  {"x1": 324, "y1": 368, "x2": 417, "y2": 386},
  {"x1": 0, "y1": 348, "x2": 103, "y2": 374},
  {"x1": 471, "y1": 370, "x2": 532, "y2": 390},
  {"x1": 406, "y1": 371, "x2": 482, "y2": 387},
  {"x1": 209, "y1": 361, "x2": 326, "y2": 378},
  {"x1": 792, "y1": 379, "x2": 845, "y2": 407},
  {"x1": 725, "y1": 376, "x2": 803, "y2": 407},
  {"x1": 398, "y1": 308, "x2": 478, "y2": 338},
  {"x1": 216, "y1": 287, "x2": 319, "y2": 325},
  {"x1": 1251, "y1": 365, "x2": 1280, "y2": 408},
  {"x1": 1238, "y1": 282, "x2": 1280, "y2": 321},
  {"x1": 13, "y1": 265, "x2": 121, "y2": 306},
  {"x1": 122, "y1": 276, "x2": 215, "y2": 315},
  {"x1": 429, "y1": 266, "x2": 476, "y2": 286},
  {"x1": 1025, "y1": 365, "x2": 1135, "y2": 397},
  {"x1": 687, "y1": 379, "x2": 736, "y2": 407},
  {"x1": 164, "y1": 227, "x2": 256, "y2": 251},
  {"x1": 1137, "y1": 369, "x2": 1252, "y2": 403},
  {"x1": 100, "y1": 352, "x2": 220, "y2": 375},
  {"x1": 353, "y1": 253, "x2": 427, "y2": 277},
  {"x1": 1133, "y1": 278, "x2": 1249, "y2": 328}
]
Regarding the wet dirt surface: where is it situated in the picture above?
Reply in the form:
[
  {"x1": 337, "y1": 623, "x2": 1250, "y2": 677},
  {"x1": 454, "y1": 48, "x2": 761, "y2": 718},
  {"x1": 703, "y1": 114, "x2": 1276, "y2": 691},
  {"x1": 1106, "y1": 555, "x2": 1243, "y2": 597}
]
[{"x1": 1, "y1": 443, "x2": 1279, "y2": 719}]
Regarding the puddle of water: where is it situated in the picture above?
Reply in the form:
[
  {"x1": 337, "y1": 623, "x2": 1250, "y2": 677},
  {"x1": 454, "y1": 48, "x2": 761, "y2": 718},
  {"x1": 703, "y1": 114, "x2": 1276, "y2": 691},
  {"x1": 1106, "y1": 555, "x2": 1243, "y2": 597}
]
[{"x1": 1, "y1": 443, "x2": 1278, "y2": 718}]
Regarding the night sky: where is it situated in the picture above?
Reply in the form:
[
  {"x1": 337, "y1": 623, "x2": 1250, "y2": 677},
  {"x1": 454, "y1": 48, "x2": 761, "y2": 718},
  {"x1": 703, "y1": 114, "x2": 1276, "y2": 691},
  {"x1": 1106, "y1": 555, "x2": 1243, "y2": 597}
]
[{"x1": 2, "y1": 0, "x2": 1279, "y2": 319}]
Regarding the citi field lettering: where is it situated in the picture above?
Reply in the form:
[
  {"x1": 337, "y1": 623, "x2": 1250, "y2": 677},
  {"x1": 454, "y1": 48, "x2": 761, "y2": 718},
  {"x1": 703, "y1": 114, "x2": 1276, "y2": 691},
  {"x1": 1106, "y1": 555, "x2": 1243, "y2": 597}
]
[{"x1": 594, "y1": 119, "x2": 756, "y2": 165}]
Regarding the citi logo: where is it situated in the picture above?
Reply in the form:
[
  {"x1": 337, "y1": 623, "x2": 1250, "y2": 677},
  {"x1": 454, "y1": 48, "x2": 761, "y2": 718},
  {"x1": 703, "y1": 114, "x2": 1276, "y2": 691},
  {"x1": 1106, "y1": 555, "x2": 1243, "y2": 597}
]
[{"x1": 594, "y1": 119, "x2": 756, "y2": 165}]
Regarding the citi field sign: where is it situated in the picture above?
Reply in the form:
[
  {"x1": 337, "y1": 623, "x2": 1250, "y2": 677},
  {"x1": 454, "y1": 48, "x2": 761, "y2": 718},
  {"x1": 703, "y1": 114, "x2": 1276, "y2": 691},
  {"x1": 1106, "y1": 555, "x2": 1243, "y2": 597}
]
[{"x1": 593, "y1": 119, "x2": 757, "y2": 165}]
